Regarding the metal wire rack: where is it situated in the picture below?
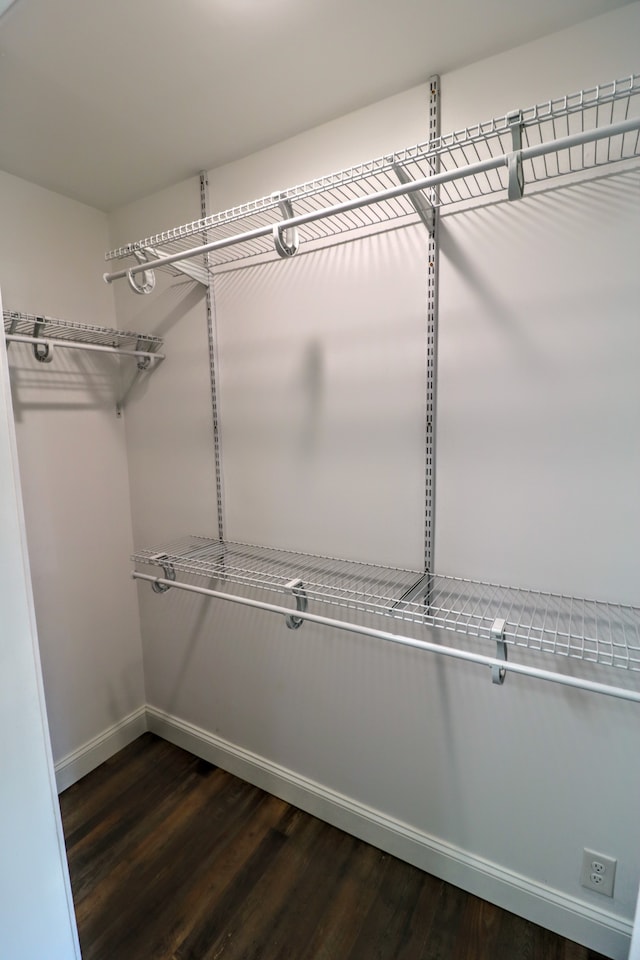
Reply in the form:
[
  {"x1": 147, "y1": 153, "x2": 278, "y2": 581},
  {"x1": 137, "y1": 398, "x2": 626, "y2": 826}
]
[
  {"x1": 3, "y1": 310, "x2": 164, "y2": 365},
  {"x1": 106, "y1": 74, "x2": 640, "y2": 278},
  {"x1": 133, "y1": 536, "x2": 640, "y2": 674}
]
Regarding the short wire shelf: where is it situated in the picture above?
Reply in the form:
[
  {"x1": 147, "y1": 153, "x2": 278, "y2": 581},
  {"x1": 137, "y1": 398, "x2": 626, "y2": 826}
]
[
  {"x1": 133, "y1": 536, "x2": 640, "y2": 672},
  {"x1": 107, "y1": 74, "x2": 640, "y2": 273},
  {"x1": 3, "y1": 310, "x2": 163, "y2": 354}
]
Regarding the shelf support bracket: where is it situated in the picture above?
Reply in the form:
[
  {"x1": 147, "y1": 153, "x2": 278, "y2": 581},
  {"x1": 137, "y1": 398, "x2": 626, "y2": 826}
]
[
  {"x1": 506, "y1": 111, "x2": 524, "y2": 201},
  {"x1": 149, "y1": 554, "x2": 176, "y2": 594},
  {"x1": 491, "y1": 618, "x2": 508, "y2": 684},
  {"x1": 391, "y1": 163, "x2": 436, "y2": 236},
  {"x1": 285, "y1": 578, "x2": 308, "y2": 629},
  {"x1": 142, "y1": 246, "x2": 208, "y2": 287},
  {"x1": 272, "y1": 194, "x2": 300, "y2": 258}
]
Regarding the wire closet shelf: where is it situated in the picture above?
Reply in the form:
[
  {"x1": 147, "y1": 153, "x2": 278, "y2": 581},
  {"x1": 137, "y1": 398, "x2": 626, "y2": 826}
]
[
  {"x1": 133, "y1": 537, "x2": 640, "y2": 677},
  {"x1": 106, "y1": 74, "x2": 640, "y2": 279},
  {"x1": 128, "y1": 72, "x2": 640, "y2": 703},
  {"x1": 3, "y1": 310, "x2": 164, "y2": 365}
]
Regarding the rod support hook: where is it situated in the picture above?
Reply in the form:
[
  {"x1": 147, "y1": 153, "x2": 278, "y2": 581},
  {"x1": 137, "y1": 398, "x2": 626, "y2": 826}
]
[
  {"x1": 272, "y1": 193, "x2": 300, "y2": 259},
  {"x1": 32, "y1": 320, "x2": 54, "y2": 363},
  {"x1": 135, "y1": 338, "x2": 152, "y2": 371},
  {"x1": 507, "y1": 111, "x2": 524, "y2": 201},
  {"x1": 127, "y1": 250, "x2": 156, "y2": 295},
  {"x1": 149, "y1": 554, "x2": 176, "y2": 593},
  {"x1": 491, "y1": 617, "x2": 508, "y2": 685},
  {"x1": 285, "y1": 577, "x2": 307, "y2": 629}
]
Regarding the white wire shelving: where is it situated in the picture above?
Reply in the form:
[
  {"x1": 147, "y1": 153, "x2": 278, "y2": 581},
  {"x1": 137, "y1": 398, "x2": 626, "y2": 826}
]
[
  {"x1": 3, "y1": 310, "x2": 164, "y2": 367},
  {"x1": 132, "y1": 537, "x2": 640, "y2": 702},
  {"x1": 106, "y1": 74, "x2": 640, "y2": 281},
  {"x1": 126, "y1": 73, "x2": 640, "y2": 703}
]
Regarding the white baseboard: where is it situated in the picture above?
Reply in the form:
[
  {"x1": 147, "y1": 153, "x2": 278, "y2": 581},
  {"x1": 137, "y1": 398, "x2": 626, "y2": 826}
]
[
  {"x1": 55, "y1": 705, "x2": 632, "y2": 958},
  {"x1": 54, "y1": 706, "x2": 148, "y2": 793},
  {"x1": 146, "y1": 705, "x2": 632, "y2": 960}
]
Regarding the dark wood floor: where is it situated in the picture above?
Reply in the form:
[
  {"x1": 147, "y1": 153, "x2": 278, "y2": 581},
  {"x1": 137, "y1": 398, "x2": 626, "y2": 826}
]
[{"x1": 60, "y1": 733, "x2": 606, "y2": 960}]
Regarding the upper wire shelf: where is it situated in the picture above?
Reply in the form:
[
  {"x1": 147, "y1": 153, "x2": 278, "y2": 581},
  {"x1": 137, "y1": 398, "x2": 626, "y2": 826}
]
[
  {"x1": 106, "y1": 74, "x2": 640, "y2": 277},
  {"x1": 3, "y1": 310, "x2": 164, "y2": 367},
  {"x1": 133, "y1": 536, "x2": 640, "y2": 673}
]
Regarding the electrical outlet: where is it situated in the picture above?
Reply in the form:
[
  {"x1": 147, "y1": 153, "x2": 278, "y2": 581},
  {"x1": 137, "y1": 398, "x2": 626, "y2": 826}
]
[{"x1": 580, "y1": 849, "x2": 616, "y2": 897}]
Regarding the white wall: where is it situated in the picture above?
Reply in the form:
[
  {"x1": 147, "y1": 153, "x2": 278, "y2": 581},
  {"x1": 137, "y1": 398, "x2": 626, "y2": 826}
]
[
  {"x1": 0, "y1": 170, "x2": 146, "y2": 781},
  {"x1": 111, "y1": 5, "x2": 640, "y2": 957},
  {"x1": 0, "y1": 289, "x2": 80, "y2": 960}
]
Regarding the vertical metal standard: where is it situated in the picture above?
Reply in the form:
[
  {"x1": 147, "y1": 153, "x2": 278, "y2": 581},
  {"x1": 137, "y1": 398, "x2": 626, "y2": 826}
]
[
  {"x1": 200, "y1": 172, "x2": 225, "y2": 542},
  {"x1": 424, "y1": 75, "x2": 440, "y2": 577}
]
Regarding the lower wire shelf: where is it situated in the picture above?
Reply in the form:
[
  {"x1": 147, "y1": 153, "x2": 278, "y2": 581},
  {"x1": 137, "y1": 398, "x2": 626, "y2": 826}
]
[{"x1": 132, "y1": 536, "x2": 640, "y2": 676}]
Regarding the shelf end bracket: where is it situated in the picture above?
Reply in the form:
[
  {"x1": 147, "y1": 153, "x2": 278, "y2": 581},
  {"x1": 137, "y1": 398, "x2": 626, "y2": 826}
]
[{"x1": 491, "y1": 617, "x2": 508, "y2": 684}]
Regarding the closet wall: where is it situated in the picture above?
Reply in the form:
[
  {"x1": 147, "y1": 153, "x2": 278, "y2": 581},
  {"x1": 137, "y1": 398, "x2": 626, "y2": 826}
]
[
  {"x1": 0, "y1": 170, "x2": 146, "y2": 786},
  {"x1": 110, "y1": 5, "x2": 640, "y2": 957}
]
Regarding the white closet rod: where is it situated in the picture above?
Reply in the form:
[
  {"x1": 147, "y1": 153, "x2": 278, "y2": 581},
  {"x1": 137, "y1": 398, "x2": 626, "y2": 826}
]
[
  {"x1": 5, "y1": 333, "x2": 164, "y2": 362},
  {"x1": 105, "y1": 116, "x2": 640, "y2": 285},
  {"x1": 132, "y1": 572, "x2": 640, "y2": 704}
]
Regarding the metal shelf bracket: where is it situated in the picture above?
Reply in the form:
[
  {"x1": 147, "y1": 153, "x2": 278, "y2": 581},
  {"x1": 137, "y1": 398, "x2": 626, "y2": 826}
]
[
  {"x1": 272, "y1": 194, "x2": 300, "y2": 259},
  {"x1": 285, "y1": 577, "x2": 308, "y2": 629},
  {"x1": 391, "y1": 162, "x2": 436, "y2": 236},
  {"x1": 491, "y1": 617, "x2": 508, "y2": 684},
  {"x1": 143, "y1": 245, "x2": 208, "y2": 287},
  {"x1": 507, "y1": 110, "x2": 524, "y2": 201}
]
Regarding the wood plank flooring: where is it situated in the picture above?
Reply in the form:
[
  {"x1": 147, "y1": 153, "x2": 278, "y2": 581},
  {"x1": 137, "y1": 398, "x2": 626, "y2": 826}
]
[{"x1": 60, "y1": 733, "x2": 607, "y2": 960}]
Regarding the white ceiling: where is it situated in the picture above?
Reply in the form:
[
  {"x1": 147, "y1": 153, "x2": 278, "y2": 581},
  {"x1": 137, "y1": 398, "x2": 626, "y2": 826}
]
[{"x1": 0, "y1": 0, "x2": 633, "y2": 211}]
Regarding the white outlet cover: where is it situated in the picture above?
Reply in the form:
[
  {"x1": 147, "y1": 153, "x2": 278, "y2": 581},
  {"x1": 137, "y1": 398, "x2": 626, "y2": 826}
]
[{"x1": 581, "y1": 848, "x2": 617, "y2": 898}]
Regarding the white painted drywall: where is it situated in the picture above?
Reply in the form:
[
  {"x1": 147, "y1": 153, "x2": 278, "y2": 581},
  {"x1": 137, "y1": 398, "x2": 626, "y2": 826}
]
[
  {"x1": 0, "y1": 170, "x2": 146, "y2": 768},
  {"x1": 630, "y1": 882, "x2": 640, "y2": 958},
  {"x1": 111, "y1": 5, "x2": 640, "y2": 956},
  {"x1": 0, "y1": 287, "x2": 80, "y2": 958}
]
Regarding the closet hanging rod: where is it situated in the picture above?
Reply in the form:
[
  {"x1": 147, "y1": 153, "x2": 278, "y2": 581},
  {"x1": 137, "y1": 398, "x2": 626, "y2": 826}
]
[
  {"x1": 105, "y1": 115, "x2": 640, "y2": 286},
  {"x1": 5, "y1": 332, "x2": 164, "y2": 363},
  {"x1": 132, "y1": 572, "x2": 640, "y2": 704}
]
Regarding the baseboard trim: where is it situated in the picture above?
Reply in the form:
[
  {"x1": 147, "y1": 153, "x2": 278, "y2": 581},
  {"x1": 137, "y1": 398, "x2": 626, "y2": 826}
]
[
  {"x1": 54, "y1": 706, "x2": 148, "y2": 793},
  {"x1": 146, "y1": 705, "x2": 632, "y2": 960}
]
